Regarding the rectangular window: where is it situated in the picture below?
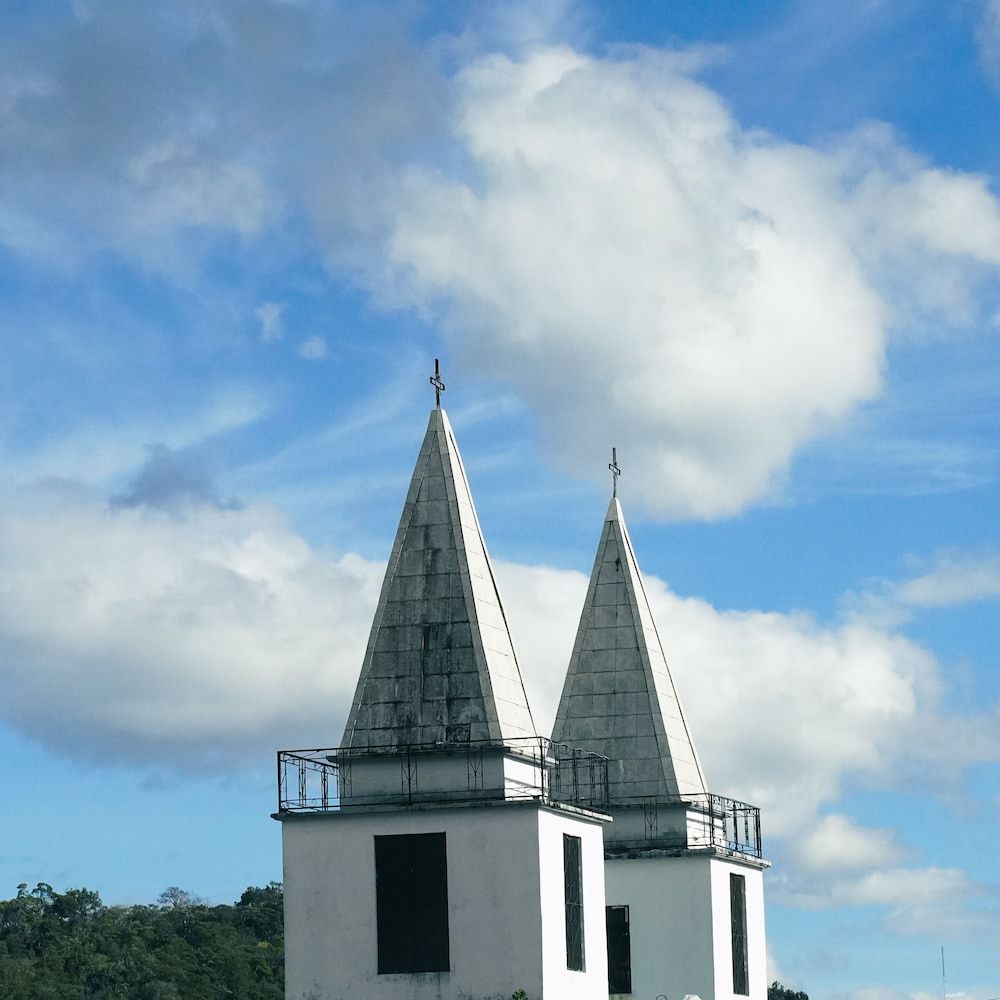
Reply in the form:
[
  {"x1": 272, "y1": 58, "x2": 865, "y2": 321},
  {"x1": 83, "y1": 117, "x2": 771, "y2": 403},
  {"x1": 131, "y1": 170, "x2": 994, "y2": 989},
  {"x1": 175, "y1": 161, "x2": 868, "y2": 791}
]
[
  {"x1": 730, "y1": 872, "x2": 749, "y2": 995},
  {"x1": 563, "y1": 833, "x2": 585, "y2": 971},
  {"x1": 606, "y1": 905, "x2": 632, "y2": 994},
  {"x1": 375, "y1": 832, "x2": 450, "y2": 974}
]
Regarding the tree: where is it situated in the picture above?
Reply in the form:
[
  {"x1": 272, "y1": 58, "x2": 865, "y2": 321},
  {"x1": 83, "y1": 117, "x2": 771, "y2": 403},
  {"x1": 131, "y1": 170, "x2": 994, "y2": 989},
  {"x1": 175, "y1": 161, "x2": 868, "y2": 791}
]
[
  {"x1": 770, "y1": 980, "x2": 809, "y2": 1000},
  {"x1": 0, "y1": 881, "x2": 284, "y2": 998}
]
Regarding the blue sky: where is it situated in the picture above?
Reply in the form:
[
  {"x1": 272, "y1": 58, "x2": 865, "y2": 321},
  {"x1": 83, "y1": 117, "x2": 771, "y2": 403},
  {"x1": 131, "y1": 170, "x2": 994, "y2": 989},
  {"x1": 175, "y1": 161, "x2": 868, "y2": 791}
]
[{"x1": 1, "y1": 1, "x2": 999, "y2": 997}]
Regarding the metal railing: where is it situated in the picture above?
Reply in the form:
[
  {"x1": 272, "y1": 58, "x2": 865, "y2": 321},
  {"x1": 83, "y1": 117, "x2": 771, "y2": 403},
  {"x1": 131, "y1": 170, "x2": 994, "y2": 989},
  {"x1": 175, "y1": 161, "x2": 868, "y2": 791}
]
[
  {"x1": 276, "y1": 737, "x2": 610, "y2": 816},
  {"x1": 610, "y1": 792, "x2": 763, "y2": 859}
]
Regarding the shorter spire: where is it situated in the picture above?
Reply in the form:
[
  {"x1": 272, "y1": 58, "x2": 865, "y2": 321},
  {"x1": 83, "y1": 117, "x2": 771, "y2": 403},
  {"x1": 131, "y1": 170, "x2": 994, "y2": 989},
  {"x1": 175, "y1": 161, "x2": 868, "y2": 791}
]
[{"x1": 552, "y1": 496, "x2": 707, "y2": 802}]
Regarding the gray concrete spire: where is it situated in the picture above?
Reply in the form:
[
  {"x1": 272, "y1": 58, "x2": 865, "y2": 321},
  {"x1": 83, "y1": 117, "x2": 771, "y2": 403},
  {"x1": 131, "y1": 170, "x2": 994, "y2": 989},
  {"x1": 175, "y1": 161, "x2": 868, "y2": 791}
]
[
  {"x1": 341, "y1": 407, "x2": 537, "y2": 749},
  {"x1": 552, "y1": 497, "x2": 708, "y2": 801}
]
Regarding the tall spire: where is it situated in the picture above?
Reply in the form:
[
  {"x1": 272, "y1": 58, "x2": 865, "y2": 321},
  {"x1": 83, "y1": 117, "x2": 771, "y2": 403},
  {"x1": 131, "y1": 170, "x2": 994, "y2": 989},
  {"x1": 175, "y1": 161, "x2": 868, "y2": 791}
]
[
  {"x1": 552, "y1": 496, "x2": 707, "y2": 800},
  {"x1": 341, "y1": 406, "x2": 537, "y2": 749}
]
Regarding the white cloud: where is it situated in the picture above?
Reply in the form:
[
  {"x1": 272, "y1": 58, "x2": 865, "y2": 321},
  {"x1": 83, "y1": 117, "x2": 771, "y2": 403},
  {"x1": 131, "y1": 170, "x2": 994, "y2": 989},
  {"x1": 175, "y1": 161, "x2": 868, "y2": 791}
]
[
  {"x1": 0, "y1": 466, "x2": 997, "y2": 942},
  {"x1": 254, "y1": 301, "x2": 284, "y2": 343},
  {"x1": 3, "y1": 15, "x2": 999, "y2": 519},
  {"x1": 3, "y1": 470, "x2": 997, "y2": 824},
  {"x1": 813, "y1": 867, "x2": 1000, "y2": 941},
  {"x1": 847, "y1": 551, "x2": 1000, "y2": 627},
  {"x1": 893, "y1": 554, "x2": 1000, "y2": 609},
  {"x1": 7, "y1": 389, "x2": 268, "y2": 488},
  {"x1": 124, "y1": 132, "x2": 274, "y2": 240},
  {"x1": 500, "y1": 558, "x2": 999, "y2": 837},
  {"x1": 0, "y1": 2, "x2": 443, "y2": 271},
  {"x1": 0, "y1": 484, "x2": 382, "y2": 767},
  {"x1": 298, "y1": 336, "x2": 327, "y2": 360},
  {"x1": 794, "y1": 814, "x2": 909, "y2": 872},
  {"x1": 829, "y1": 866, "x2": 976, "y2": 908},
  {"x1": 381, "y1": 47, "x2": 1000, "y2": 519}
]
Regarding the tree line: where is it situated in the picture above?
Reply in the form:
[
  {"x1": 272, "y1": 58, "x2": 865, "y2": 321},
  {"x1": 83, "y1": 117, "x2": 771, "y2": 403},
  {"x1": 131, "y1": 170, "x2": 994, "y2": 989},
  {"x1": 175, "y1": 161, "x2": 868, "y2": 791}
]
[
  {"x1": 0, "y1": 880, "x2": 808, "y2": 999},
  {"x1": 0, "y1": 881, "x2": 283, "y2": 998}
]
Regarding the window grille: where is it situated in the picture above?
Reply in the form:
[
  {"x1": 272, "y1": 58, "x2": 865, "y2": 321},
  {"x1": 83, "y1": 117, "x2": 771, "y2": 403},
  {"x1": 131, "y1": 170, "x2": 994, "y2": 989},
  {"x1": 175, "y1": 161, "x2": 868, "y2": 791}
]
[
  {"x1": 730, "y1": 872, "x2": 749, "y2": 995},
  {"x1": 563, "y1": 834, "x2": 585, "y2": 971}
]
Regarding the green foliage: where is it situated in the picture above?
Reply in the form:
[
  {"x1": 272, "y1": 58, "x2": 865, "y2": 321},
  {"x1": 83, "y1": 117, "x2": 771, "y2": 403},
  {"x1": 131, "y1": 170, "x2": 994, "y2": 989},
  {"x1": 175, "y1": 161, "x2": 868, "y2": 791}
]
[
  {"x1": 0, "y1": 880, "x2": 284, "y2": 999},
  {"x1": 769, "y1": 981, "x2": 809, "y2": 1000}
]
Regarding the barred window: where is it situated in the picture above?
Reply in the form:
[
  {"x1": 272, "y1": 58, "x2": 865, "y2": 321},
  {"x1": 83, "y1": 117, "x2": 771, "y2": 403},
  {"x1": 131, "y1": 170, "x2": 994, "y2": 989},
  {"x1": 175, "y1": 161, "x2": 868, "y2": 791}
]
[
  {"x1": 730, "y1": 873, "x2": 749, "y2": 995},
  {"x1": 563, "y1": 834, "x2": 585, "y2": 971}
]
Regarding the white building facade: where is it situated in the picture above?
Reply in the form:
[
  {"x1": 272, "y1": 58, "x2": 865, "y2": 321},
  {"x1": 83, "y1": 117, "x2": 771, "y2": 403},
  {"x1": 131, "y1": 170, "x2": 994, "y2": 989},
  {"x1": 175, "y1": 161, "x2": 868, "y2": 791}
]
[{"x1": 275, "y1": 397, "x2": 768, "y2": 1000}]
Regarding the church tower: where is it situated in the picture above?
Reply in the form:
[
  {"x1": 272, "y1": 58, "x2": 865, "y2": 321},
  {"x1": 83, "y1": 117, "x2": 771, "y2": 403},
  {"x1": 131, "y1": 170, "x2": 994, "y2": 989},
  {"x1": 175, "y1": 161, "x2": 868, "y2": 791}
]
[
  {"x1": 552, "y1": 481, "x2": 768, "y2": 1000},
  {"x1": 276, "y1": 372, "x2": 612, "y2": 1000}
]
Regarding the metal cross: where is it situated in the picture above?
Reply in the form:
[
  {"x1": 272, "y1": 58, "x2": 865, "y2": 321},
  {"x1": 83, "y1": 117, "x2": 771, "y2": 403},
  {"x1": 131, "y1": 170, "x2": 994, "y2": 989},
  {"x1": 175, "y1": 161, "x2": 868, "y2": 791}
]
[
  {"x1": 429, "y1": 358, "x2": 445, "y2": 408},
  {"x1": 609, "y1": 447, "x2": 621, "y2": 497}
]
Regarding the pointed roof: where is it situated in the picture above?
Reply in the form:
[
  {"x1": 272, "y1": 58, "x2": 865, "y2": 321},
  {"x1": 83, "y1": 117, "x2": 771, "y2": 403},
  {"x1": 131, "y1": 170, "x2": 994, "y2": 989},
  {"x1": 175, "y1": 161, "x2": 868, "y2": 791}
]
[
  {"x1": 552, "y1": 497, "x2": 707, "y2": 801},
  {"x1": 341, "y1": 407, "x2": 537, "y2": 749}
]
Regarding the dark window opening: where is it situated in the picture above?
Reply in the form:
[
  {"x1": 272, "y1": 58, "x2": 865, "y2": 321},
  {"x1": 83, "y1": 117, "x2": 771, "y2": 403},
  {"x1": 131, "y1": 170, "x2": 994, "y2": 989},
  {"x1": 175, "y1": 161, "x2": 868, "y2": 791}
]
[
  {"x1": 375, "y1": 832, "x2": 450, "y2": 974},
  {"x1": 730, "y1": 872, "x2": 749, "y2": 995},
  {"x1": 563, "y1": 833, "x2": 585, "y2": 971},
  {"x1": 606, "y1": 905, "x2": 632, "y2": 994}
]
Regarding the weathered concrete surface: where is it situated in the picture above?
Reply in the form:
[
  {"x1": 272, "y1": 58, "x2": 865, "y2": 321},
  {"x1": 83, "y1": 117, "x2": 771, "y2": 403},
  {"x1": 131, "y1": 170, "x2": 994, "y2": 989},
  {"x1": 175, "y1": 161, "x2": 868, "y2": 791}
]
[
  {"x1": 341, "y1": 407, "x2": 536, "y2": 750},
  {"x1": 552, "y1": 497, "x2": 707, "y2": 801}
]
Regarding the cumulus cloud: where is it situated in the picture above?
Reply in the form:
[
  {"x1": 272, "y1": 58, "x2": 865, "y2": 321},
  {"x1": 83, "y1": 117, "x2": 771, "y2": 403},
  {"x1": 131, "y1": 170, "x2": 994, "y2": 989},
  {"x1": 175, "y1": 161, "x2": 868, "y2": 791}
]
[
  {"x1": 381, "y1": 47, "x2": 1000, "y2": 518},
  {"x1": 111, "y1": 444, "x2": 242, "y2": 514},
  {"x1": 3, "y1": 10, "x2": 999, "y2": 518},
  {"x1": 0, "y1": 1, "x2": 444, "y2": 270},
  {"x1": 0, "y1": 465, "x2": 997, "y2": 942},
  {"x1": 892, "y1": 553, "x2": 1000, "y2": 609},
  {"x1": 793, "y1": 814, "x2": 910, "y2": 872},
  {"x1": 499, "y1": 559, "x2": 1000, "y2": 836},
  {"x1": 795, "y1": 866, "x2": 1000, "y2": 941},
  {"x1": 6, "y1": 462, "x2": 992, "y2": 834},
  {"x1": 0, "y1": 483, "x2": 383, "y2": 767}
]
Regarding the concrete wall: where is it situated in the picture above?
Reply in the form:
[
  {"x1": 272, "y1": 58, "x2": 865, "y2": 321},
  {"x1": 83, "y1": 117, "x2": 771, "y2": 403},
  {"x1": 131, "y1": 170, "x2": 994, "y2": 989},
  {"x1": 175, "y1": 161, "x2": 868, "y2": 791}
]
[
  {"x1": 283, "y1": 802, "x2": 608, "y2": 1000},
  {"x1": 605, "y1": 854, "x2": 767, "y2": 1000},
  {"x1": 708, "y1": 857, "x2": 767, "y2": 1000},
  {"x1": 537, "y1": 808, "x2": 608, "y2": 1000},
  {"x1": 343, "y1": 749, "x2": 544, "y2": 804},
  {"x1": 606, "y1": 854, "x2": 716, "y2": 1000}
]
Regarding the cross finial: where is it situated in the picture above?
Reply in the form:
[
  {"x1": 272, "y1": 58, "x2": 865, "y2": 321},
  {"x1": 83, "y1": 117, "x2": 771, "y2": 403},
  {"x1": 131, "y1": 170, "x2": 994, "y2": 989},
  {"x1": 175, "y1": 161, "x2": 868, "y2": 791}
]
[
  {"x1": 429, "y1": 358, "x2": 445, "y2": 408},
  {"x1": 609, "y1": 447, "x2": 621, "y2": 497}
]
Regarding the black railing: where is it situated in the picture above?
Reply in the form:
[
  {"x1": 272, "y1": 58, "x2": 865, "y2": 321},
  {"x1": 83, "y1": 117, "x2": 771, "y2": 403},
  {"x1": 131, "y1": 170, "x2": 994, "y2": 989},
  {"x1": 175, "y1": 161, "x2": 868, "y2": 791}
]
[
  {"x1": 610, "y1": 792, "x2": 763, "y2": 860},
  {"x1": 276, "y1": 737, "x2": 610, "y2": 816}
]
